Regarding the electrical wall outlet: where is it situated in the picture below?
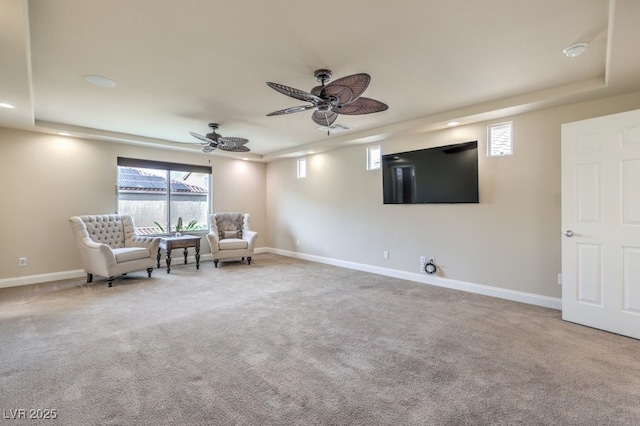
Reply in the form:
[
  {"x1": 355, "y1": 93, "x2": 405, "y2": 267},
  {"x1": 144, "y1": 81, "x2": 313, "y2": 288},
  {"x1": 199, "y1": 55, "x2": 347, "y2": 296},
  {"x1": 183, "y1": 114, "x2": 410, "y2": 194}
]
[
  {"x1": 383, "y1": 251, "x2": 389, "y2": 259},
  {"x1": 19, "y1": 257, "x2": 27, "y2": 267},
  {"x1": 296, "y1": 239, "x2": 300, "y2": 246},
  {"x1": 557, "y1": 274, "x2": 562, "y2": 285},
  {"x1": 420, "y1": 256, "x2": 426, "y2": 273}
]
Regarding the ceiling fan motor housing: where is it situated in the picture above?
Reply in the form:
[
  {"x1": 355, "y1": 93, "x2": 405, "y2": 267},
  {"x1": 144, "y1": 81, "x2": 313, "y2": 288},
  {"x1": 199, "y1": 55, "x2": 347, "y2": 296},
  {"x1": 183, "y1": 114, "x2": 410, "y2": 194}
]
[{"x1": 206, "y1": 123, "x2": 220, "y2": 140}]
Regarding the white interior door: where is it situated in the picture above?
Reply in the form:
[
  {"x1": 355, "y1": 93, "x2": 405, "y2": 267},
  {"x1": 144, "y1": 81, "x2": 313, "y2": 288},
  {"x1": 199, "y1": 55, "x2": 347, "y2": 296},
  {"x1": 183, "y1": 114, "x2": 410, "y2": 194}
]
[{"x1": 561, "y1": 109, "x2": 640, "y2": 340}]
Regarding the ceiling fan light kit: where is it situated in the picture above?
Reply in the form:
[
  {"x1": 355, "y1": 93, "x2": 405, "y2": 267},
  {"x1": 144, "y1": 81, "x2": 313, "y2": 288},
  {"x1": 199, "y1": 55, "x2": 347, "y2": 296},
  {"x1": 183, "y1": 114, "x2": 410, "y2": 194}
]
[{"x1": 266, "y1": 69, "x2": 389, "y2": 133}]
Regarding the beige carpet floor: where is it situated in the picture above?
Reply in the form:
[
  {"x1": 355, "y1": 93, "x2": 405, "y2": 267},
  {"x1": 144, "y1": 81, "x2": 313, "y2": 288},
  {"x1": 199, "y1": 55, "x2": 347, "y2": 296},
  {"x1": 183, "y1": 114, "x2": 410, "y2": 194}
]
[{"x1": 1, "y1": 253, "x2": 639, "y2": 425}]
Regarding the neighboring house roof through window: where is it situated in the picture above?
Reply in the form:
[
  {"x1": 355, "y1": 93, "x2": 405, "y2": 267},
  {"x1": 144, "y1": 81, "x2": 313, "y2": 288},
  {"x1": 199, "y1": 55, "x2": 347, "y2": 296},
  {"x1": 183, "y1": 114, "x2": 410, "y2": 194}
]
[{"x1": 117, "y1": 167, "x2": 207, "y2": 193}]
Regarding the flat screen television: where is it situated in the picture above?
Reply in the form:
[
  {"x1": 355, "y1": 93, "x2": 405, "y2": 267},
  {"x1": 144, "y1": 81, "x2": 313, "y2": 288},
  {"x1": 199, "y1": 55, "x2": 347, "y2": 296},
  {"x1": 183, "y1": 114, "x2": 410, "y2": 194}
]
[{"x1": 382, "y1": 141, "x2": 479, "y2": 204}]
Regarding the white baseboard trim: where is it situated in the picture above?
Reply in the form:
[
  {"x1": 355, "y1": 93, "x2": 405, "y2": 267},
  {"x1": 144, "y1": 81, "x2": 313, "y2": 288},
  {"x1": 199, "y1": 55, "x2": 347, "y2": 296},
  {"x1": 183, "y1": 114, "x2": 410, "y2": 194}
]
[
  {"x1": 0, "y1": 249, "x2": 562, "y2": 310},
  {"x1": 265, "y1": 248, "x2": 561, "y2": 310},
  {"x1": 0, "y1": 270, "x2": 86, "y2": 289},
  {"x1": 0, "y1": 250, "x2": 218, "y2": 288}
]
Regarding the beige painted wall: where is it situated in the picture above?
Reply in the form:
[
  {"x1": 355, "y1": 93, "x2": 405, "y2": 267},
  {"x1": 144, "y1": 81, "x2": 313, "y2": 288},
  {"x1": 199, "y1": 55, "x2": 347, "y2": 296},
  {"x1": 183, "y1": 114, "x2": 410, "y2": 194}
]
[
  {"x1": 2, "y1": 91, "x2": 640, "y2": 296},
  {"x1": 0, "y1": 128, "x2": 266, "y2": 280},
  {"x1": 265, "y1": 92, "x2": 640, "y2": 298}
]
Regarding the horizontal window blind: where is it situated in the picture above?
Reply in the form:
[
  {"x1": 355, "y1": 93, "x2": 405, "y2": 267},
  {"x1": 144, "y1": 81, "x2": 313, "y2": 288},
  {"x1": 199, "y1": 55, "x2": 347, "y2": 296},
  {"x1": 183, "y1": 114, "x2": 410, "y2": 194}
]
[{"x1": 117, "y1": 157, "x2": 212, "y2": 174}]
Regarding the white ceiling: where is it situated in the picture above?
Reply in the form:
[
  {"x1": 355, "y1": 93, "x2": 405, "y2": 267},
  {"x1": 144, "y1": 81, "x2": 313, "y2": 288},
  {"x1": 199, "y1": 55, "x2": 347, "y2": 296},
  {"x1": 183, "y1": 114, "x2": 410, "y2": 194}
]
[{"x1": 1, "y1": 0, "x2": 640, "y2": 161}]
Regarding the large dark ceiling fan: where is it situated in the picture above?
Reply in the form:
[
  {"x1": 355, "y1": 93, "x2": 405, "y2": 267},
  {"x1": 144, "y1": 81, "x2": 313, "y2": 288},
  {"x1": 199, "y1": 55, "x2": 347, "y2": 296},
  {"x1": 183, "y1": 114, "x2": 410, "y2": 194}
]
[
  {"x1": 266, "y1": 69, "x2": 389, "y2": 129},
  {"x1": 188, "y1": 123, "x2": 250, "y2": 153}
]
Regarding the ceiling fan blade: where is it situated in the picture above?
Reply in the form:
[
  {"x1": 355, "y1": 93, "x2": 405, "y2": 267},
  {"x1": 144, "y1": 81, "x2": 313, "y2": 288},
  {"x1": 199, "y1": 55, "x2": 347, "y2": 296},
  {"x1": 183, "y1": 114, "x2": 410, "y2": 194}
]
[
  {"x1": 219, "y1": 136, "x2": 248, "y2": 148},
  {"x1": 171, "y1": 140, "x2": 210, "y2": 146},
  {"x1": 312, "y1": 110, "x2": 338, "y2": 127},
  {"x1": 322, "y1": 73, "x2": 370, "y2": 105},
  {"x1": 333, "y1": 97, "x2": 389, "y2": 115},
  {"x1": 267, "y1": 104, "x2": 315, "y2": 116},
  {"x1": 226, "y1": 138, "x2": 248, "y2": 146},
  {"x1": 219, "y1": 144, "x2": 251, "y2": 152},
  {"x1": 189, "y1": 131, "x2": 216, "y2": 144},
  {"x1": 218, "y1": 141, "x2": 236, "y2": 149},
  {"x1": 266, "y1": 82, "x2": 322, "y2": 104}
]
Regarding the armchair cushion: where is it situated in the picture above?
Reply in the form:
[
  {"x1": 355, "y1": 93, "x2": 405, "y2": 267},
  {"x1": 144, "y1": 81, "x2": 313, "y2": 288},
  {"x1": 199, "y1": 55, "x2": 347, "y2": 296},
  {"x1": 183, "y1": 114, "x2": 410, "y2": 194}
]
[
  {"x1": 215, "y1": 213, "x2": 244, "y2": 239},
  {"x1": 113, "y1": 247, "x2": 152, "y2": 263},
  {"x1": 219, "y1": 239, "x2": 248, "y2": 250},
  {"x1": 223, "y1": 230, "x2": 240, "y2": 239}
]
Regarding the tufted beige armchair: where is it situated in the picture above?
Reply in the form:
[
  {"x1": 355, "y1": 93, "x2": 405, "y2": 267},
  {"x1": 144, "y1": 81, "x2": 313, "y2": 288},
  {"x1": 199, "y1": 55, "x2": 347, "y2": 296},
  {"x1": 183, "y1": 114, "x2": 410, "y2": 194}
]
[
  {"x1": 69, "y1": 214, "x2": 161, "y2": 287},
  {"x1": 207, "y1": 213, "x2": 258, "y2": 267}
]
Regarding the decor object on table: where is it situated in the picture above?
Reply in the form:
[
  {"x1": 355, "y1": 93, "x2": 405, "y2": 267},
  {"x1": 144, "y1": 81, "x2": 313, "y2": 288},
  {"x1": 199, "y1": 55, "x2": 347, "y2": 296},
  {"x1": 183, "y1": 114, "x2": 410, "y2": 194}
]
[
  {"x1": 69, "y1": 214, "x2": 160, "y2": 287},
  {"x1": 207, "y1": 213, "x2": 258, "y2": 267}
]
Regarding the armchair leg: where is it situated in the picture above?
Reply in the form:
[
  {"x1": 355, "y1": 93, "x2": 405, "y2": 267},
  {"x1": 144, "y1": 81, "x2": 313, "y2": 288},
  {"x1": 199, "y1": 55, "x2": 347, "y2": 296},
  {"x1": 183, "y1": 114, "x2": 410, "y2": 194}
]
[
  {"x1": 247, "y1": 256, "x2": 252, "y2": 265},
  {"x1": 87, "y1": 273, "x2": 93, "y2": 283},
  {"x1": 147, "y1": 268, "x2": 153, "y2": 277},
  {"x1": 214, "y1": 259, "x2": 219, "y2": 268},
  {"x1": 107, "y1": 277, "x2": 114, "y2": 287}
]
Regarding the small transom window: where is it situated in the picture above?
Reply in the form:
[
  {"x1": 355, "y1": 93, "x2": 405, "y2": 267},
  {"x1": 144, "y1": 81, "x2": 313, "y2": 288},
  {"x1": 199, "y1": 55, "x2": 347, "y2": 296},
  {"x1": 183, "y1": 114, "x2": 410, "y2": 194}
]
[
  {"x1": 367, "y1": 145, "x2": 381, "y2": 170},
  {"x1": 297, "y1": 158, "x2": 307, "y2": 178},
  {"x1": 488, "y1": 122, "x2": 513, "y2": 156}
]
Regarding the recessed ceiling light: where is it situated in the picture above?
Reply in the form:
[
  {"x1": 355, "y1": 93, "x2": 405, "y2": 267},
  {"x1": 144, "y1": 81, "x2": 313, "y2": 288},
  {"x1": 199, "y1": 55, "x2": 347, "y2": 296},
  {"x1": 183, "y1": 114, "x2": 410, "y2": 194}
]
[
  {"x1": 0, "y1": 102, "x2": 16, "y2": 109},
  {"x1": 84, "y1": 75, "x2": 116, "y2": 88},
  {"x1": 447, "y1": 121, "x2": 460, "y2": 127},
  {"x1": 563, "y1": 43, "x2": 588, "y2": 58},
  {"x1": 58, "y1": 132, "x2": 72, "y2": 136}
]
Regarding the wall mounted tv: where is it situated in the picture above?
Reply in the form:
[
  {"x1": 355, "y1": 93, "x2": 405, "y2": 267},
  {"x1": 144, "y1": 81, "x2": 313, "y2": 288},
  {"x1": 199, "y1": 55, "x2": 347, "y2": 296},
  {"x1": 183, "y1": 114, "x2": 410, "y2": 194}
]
[{"x1": 382, "y1": 141, "x2": 479, "y2": 204}]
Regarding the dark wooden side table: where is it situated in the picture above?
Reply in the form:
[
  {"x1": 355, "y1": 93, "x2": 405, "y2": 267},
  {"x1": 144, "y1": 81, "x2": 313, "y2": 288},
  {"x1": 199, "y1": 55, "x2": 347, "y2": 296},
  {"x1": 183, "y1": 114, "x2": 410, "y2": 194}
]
[{"x1": 158, "y1": 235, "x2": 201, "y2": 273}]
